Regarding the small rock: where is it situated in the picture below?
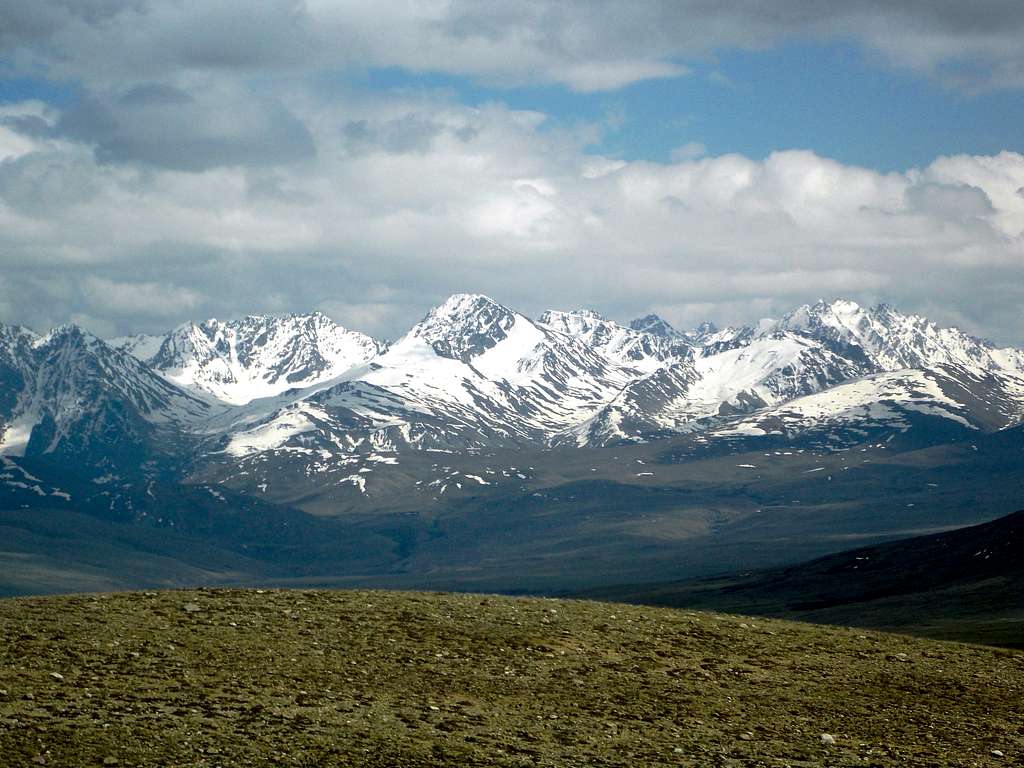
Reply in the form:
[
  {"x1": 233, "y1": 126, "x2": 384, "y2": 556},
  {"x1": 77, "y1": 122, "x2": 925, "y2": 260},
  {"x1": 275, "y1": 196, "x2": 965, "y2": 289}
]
[
  {"x1": 103, "y1": 757, "x2": 119, "y2": 766},
  {"x1": 738, "y1": 731, "x2": 753, "y2": 741},
  {"x1": 31, "y1": 755, "x2": 46, "y2": 765},
  {"x1": 991, "y1": 750, "x2": 1004, "y2": 758},
  {"x1": 673, "y1": 746, "x2": 685, "y2": 754},
  {"x1": 429, "y1": 705, "x2": 440, "y2": 711},
  {"x1": 821, "y1": 733, "x2": 836, "y2": 745},
  {"x1": 886, "y1": 652, "x2": 911, "y2": 663},
  {"x1": 49, "y1": 672, "x2": 64, "y2": 682},
  {"x1": 182, "y1": 602, "x2": 202, "y2": 613}
]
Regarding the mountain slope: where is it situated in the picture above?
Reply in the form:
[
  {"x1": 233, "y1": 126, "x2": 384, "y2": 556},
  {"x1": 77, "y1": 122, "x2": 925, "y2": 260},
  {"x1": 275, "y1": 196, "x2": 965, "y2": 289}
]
[
  {"x1": 539, "y1": 309, "x2": 691, "y2": 373},
  {"x1": 772, "y1": 299, "x2": 1024, "y2": 373},
  {"x1": 586, "y1": 509, "x2": 1024, "y2": 647},
  {"x1": 711, "y1": 364, "x2": 1024, "y2": 445},
  {"x1": 112, "y1": 312, "x2": 384, "y2": 405},
  {"x1": 1, "y1": 325, "x2": 211, "y2": 467}
]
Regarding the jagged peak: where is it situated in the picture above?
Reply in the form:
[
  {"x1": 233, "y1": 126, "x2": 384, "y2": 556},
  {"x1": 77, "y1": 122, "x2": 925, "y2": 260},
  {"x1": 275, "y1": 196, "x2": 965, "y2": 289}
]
[
  {"x1": 416, "y1": 294, "x2": 515, "y2": 328},
  {"x1": 427, "y1": 293, "x2": 507, "y2": 318},
  {"x1": 32, "y1": 323, "x2": 103, "y2": 350},
  {"x1": 629, "y1": 313, "x2": 681, "y2": 339},
  {"x1": 410, "y1": 294, "x2": 519, "y2": 362},
  {"x1": 0, "y1": 323, "x2": 39, "y2": 344},
  {"x1": 539, "y1": 308, "x2": 606, "y2": 322}
]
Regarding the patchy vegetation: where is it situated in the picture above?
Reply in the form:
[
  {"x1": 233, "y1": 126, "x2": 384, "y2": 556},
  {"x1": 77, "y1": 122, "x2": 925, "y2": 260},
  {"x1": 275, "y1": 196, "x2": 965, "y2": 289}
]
[{"x1": 1, "y1": 589, "x2": 1021, "y2": 766}]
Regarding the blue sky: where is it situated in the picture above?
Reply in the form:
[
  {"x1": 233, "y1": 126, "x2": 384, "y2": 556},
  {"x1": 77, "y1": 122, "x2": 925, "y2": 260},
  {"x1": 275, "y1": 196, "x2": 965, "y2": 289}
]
[
  {"x1": 1, "y1": 1, "x2": 1023, "y2": 344},
  {"x1": 356, "y1": 41, "x2": 1024, "y2": 172}
]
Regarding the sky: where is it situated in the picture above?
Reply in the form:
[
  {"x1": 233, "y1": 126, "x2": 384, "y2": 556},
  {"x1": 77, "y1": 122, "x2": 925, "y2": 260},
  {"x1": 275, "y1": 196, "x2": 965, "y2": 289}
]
[{"x1": 1, "y1": 1, "x2": 1024, "y2": 346}]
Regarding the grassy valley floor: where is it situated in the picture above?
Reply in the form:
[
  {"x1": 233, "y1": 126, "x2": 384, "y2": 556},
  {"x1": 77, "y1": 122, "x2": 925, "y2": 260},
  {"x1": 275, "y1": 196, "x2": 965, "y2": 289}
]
[{"x1": 1, "y1": 589, "x2": 1021, "y2": 767}]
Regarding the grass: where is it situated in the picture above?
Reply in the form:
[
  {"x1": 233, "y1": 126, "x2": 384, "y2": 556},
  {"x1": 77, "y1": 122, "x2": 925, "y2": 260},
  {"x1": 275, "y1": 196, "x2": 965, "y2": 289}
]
[{"x1": 1, "y1": 589, "x2": 1022, "y2": 766}]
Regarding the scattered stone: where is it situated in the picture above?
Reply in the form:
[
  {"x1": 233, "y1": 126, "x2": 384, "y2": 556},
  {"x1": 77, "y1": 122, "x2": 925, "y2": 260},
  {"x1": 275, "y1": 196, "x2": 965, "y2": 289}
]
[
  {"x1": 886, "y1": 652, "x2": 911, "y2": 663},
  {"x1": 182, "y1": 602, "x2": 202, "y2": 613},
  {"x1": 429, "y1": 705, "x2": 440, "y2": 711},
  {"x1": 739, "y1": 731, "x2": 754, "y2": 741},
  {"x1": 103, "y1": 757, "x2": 119, "y2": 766},
  {"x1": 673, "y1": 746, "x2": 685, "y2": 754},
  {"x1": 820, "y1": 733, "x2": 836, "y2": 745},
  {"x1": 991, "y1": 750, "x2": 1004, "y2": 758},
  {"x1": 49, "y1": 672, "x2": 64, "y2": 682},
  {"x1": 31, "y1": 755, "x2": 46, "y2": 765}
]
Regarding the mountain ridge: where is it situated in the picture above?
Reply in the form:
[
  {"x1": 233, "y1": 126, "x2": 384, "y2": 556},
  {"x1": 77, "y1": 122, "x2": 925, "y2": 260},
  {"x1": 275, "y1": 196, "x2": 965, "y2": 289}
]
[{"x1": 3, "y1": 294, "x2": 1024, "y2": 521}]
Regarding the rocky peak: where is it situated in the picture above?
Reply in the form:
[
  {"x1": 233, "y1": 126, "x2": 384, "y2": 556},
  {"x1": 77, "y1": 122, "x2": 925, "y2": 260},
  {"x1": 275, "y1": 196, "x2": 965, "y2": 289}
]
[
  {"x1": 629, "y1": 313, "x2": 681, "y2": 339},
  {"x1": 412, "y1": 294, "x2": 519, "y2": 363}
]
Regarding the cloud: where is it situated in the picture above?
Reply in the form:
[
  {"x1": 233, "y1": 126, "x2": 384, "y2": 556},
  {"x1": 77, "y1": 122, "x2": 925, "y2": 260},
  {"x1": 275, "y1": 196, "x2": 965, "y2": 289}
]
[
  {"x1": 0, "y1": 90, "x2": 1022, "y2": 345},
  {"x1": 56, "y1": 82, "x2": 315, "y2": 171},
  {"x1": 5, "y1": 1, "x2": 1024, "y2": 92},
  {"x1": 82, "y1": 277, "x2": 205, "y2": 317},
  {"x1": 3, "y1": 3, "x2": 1024, "y2": 345}
]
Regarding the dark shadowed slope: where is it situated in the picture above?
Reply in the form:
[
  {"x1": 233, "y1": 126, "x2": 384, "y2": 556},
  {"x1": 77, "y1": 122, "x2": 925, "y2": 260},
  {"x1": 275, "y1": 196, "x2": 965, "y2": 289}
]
[{"x1": 586, "y1": 509, "x2": 1024, "y2": 648}]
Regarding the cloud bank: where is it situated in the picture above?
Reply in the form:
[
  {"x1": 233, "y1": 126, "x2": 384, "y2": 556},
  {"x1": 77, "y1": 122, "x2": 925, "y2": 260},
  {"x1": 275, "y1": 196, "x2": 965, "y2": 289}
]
[{"x1": 0, "y1": 1, "x2": 1023, "y2": 344}]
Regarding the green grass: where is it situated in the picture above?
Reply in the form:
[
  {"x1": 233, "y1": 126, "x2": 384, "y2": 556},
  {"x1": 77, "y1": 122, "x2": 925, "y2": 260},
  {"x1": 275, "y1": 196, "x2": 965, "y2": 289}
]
[{"x1": 2, "y1": 589, "x2": 1022, "y2": 766}]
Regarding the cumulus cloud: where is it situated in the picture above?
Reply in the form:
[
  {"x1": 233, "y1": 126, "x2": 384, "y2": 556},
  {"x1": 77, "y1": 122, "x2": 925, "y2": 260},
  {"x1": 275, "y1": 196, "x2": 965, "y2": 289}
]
[
  {"x1": 2, "y1": 3, "x2": 1024, "y2": 345},
  {"x1": 0, "y1": 86, "x2": 1022, "y2": 344}
]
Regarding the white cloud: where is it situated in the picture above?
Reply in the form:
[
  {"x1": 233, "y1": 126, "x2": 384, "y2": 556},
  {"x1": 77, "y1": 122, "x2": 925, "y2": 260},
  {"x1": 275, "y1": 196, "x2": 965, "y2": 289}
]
[
  {"x1": 0, "y1": 89, "x2": 1022, "y2": 345},
  {"x1": 7, "y1": 1, "x2": 1024, "y2": 92},
  {"x1": 82, "y1": 277, "x2": 205, "y2": 317}
]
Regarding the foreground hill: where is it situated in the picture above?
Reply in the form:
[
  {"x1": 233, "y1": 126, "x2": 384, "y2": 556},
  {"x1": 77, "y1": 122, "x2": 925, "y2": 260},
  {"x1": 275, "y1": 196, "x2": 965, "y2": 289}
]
[
  {"x1": 1, "y1": 590, "x2": 1021, "y2": 767},
  {"x1": 587, "y1": 510, "x2": 1024, "y2": 648}
]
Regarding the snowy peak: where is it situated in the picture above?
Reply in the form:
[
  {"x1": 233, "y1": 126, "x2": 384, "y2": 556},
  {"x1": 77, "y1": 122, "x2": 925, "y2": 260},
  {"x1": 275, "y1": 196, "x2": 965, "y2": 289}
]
[
  {"x1": 538, "y1": 309, "x2": 609, "y2": 336},
  {"x1": 540, "y1": 309, "x2": 692, "y2": 373},
  {"x1": 1, "y1": 323, "x2": 210, "y2": 460},
  {"x1": 409, "y1": 294, "x2": 518, "y2": 363},
  {"x1": 131, "y1": 312, "x2": 384, "y2": 405},
  {"x1": 629, "y1": 313, "x2": 682, "y2": 339},
  {"x1": 771, "y1": 299, "x2": 1023, "y2": 374},
  {"x1": 686, "y1": 321, "x2": 719, "y2": 341}
]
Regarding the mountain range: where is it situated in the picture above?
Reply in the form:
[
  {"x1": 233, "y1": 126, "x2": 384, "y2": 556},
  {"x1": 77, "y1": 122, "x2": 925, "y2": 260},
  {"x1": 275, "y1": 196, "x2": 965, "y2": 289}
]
[{"x1": 2, "y1": 295, "x2": 1023, "y2": 595}]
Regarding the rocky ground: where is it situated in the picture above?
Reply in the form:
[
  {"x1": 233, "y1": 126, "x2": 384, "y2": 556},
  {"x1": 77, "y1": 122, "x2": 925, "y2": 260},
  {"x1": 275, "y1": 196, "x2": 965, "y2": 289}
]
[{"x1": 1, "y1": 589, "x2": 1021, "y2": 766}]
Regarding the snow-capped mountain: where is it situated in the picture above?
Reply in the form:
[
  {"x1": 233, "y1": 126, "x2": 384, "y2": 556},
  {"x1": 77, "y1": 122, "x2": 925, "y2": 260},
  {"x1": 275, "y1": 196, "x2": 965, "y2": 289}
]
[
  {"x1": 5, "y1": 295, "x2": 1024, "y2": 509},
  {"x1": 538, "y1": 309, "x2": 691, "y2": 373},
  {"x1": 1, "y1": 324, "x2": 210, "y2": 465},
  {"x1": 712, "y1": 364, "x2": 1024, "y2": 444},
  {"x1": 111, "y1": 312, "x2": 383, "y2": 405},
  {"x1": 572, "y1": 330, "x2": 872, "y2": 445},
  {"x1": 769, "y1": 299, "x2": 1024, "y2": 373},
  {"x1": 222, "y1": 295, "x2": 639, "y2": 456}
]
